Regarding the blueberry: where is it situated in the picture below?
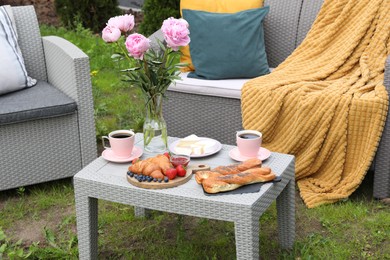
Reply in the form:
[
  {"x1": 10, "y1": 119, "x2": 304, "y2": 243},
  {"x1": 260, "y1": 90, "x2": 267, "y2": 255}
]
[
  {"x1": 147, "y1": 178, "x2": 152, "y2": 182},
  {"x1": 129, "y1": 172, "x2": 134, "y2": 177},
  {"x1": 158, "y1": 178, "x2": 162, "y2": 183},
  {"x1": 137, "y1": 178, "x2": 142, "y2": 182},
  {"x1": 134, "y1": 174, "x2": 138, "y2": 178},
  {"x1": 127, "y1": 171, "x2": 131, "y2": 176},
  {"x1": 153, "y1": 178, "x2": 157, "y2": 182},
  {"x1": 164, "y1": 176, "x2": 169, "y2": 183}
]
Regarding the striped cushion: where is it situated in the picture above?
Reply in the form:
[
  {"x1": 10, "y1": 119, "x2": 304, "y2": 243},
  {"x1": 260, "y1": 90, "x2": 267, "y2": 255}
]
[{"x1": 0, "y1": 5, "x2": 36, "y2": 95}]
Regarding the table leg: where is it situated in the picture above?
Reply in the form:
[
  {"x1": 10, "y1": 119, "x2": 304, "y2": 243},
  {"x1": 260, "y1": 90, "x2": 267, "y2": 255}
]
[
  {"x1": 234, "y1": 215, "x2": 260, "y2": 260},
  {"x1": 75, "y1": 195, "x2": 98, "y2": 260},
  {"x1": 276, "y1": 179, "x2": 295, "y2": 249},
  {"x1": 134, "y1": 206, "x2": 151, "y2": 218}
]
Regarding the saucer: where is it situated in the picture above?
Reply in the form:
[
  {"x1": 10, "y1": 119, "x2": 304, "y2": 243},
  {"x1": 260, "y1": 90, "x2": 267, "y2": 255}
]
[
  {"x1": 229, "y1": 147, "x2": 271, "y2": 162},
  {"x1": 102, "y1": 146, "x2": 143, "y2": 163}
]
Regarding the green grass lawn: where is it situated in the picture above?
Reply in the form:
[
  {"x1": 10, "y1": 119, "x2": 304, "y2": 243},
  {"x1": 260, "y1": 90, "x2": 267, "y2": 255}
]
[
  {"x1": 1, "y1": 175, "x2": 388, "y2": 259},
  {"x1": 0, "y1": 25, "x2": 389, "y2": 259},
  {"x1": 40, "y1": 24, "x2": 145, "y2": 139}
]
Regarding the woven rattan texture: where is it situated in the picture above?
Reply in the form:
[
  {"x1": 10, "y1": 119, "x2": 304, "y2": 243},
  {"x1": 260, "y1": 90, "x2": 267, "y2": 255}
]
[
  {"x1": 12, "y1": 6, "x2": 47, "y2": 81},
  {"x1": 296, "y1": 0, "x2": 324, "y2": 46},
  {"x1": 263, "y1": 0, "x2": 303, "y2": 68},
  {"x1": 374, "y1": 56, "x2": 390, "y2": 198},
  {"x1": 74, "y1": 134, "x2": 295, "y2": 259},
  {"x1": 0, "y1": 115, "x2": 82, "y2": 190},
  {"x1": 163, "y1": 91, "x2": 242, "y2": 145},
  {"x1": 0, "y1": 6, "x2": 97, "y2": 191},
  {"x1": 42, "y1": 36, "x2": 97, "y2": 166}
]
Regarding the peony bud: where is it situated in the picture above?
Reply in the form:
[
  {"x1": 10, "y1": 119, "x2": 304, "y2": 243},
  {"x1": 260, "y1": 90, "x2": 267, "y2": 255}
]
[
  {"x1": 161, "y1": 17, "x2": 190, "y2": 51},
  {"x1": 125, "y1": 33, "x2": 150, "y2": 60},
  {"x1": 107, "y1": 14, "x2": 135, "y2": 33},
  {"x1": 102, "y1": 25, "x2": 121, "y2": 43}
]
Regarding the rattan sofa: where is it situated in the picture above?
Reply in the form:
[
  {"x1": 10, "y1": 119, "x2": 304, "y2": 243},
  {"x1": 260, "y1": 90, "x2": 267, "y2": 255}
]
[
  {"x1": 150, "y1": 0, "x2": 390, "y2": 199},
  {"x1": 0, "y1": 6, "x2": 97, "y2": 191}
]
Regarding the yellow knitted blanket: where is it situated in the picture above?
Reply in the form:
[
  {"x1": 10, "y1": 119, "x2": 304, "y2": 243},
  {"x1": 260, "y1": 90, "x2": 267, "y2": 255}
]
[{"x1": 241, "y1": 0, "x2": 390, "y2": 208}]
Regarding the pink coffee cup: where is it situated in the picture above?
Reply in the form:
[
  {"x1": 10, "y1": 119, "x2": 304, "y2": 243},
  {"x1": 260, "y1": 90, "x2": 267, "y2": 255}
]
[
  {"x1": 236, "y1": 130, "x2": 262, "y2": 157},
  {"x1": 102, "y1": 130, "x2": 135, "y2": 158}
]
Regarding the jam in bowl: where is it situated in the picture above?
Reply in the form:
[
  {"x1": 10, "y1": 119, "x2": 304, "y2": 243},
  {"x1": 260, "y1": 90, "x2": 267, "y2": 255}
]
[{"x1": 170, "y1": 153, "x2": 190, "y2": 167}]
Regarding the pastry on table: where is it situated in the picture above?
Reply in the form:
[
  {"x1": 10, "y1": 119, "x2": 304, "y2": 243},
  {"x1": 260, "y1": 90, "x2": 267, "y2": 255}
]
[
  {"x1": 195, "y1": 158, "x2": 262, "y2": 184},
  {"x1": 129, "y1": 154, "x2": 172, "y2": 176},
  {"x1": 212, "y1": 158, "x2": 261, "y2": 175},
  {"x1": 201, "y1": 167, "x2": 276, "y2": 194}
]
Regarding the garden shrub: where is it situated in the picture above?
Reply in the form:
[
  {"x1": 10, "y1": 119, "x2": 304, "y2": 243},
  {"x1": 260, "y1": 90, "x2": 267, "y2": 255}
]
[
  {"x1": 139, "y1": 0, "x2": 180, "y2": 36},
  {"x1": 55, "y1": 0, "x2": 121, "y2": 32}
]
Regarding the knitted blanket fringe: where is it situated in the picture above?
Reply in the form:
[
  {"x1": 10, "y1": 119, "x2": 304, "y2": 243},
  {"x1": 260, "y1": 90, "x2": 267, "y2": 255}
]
[{"x1": 241, "y1": 0, "x2": 390, "y2": 208}]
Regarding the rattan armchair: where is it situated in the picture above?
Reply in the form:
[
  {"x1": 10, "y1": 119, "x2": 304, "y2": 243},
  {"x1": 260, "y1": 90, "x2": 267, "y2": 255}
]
[{"x1": 0, "y1": 6, "x2": 97, "y2": 191}]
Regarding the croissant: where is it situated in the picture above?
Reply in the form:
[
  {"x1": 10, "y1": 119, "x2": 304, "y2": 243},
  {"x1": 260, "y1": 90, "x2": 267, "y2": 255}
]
[
  {"x1": 128, "y1": 160, "x2": 160, "y2": 176},
  {"x1": 128, "y1": 154, "x2": 173, "y2": 176},
  {"x1": 212, "y1": 158, "x2": 261, "y2": 175},
  {"x1": 147, "y1": 155, "x2": 172, "y2": 174},
  {"x1": 202, "y1": 167, "x2": 276, "y2": 194},
  {"x1": 150, "y1": 170, "x2": 164, "y2": 179}
]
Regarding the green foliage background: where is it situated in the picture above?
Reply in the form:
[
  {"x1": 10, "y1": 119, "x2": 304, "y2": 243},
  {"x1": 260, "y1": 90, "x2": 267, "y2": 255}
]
[
  {"x1": 55, "y1": 0, "x2": 121, "y2": 32},
  {"x1": 139, "y1": 0, "x2": 180, "y2": 36}
]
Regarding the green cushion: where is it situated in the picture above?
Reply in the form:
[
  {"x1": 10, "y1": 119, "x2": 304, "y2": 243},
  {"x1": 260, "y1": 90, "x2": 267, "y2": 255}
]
[{"x1": 183, "y1": 7, "x2": 270, "y2": 80}]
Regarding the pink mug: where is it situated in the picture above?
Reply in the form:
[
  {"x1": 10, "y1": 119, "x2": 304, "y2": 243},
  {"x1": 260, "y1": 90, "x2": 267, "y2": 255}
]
[
  {"x1": 236, "y1": 130, "x2": 262, "y2": 157},
  {"x1": 102, "y1": 130, "x2": 135, "y2": 158}
]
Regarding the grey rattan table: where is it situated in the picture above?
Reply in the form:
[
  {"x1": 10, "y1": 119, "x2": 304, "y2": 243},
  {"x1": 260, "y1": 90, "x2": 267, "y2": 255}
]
[{"x1": 74, "y1": 134, "x2": 295, "y2": 259}]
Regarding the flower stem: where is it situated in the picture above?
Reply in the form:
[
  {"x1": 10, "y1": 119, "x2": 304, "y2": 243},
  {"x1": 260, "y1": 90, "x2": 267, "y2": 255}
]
[{"x1": 116, "y1": 41, "x2": 133, "y2": 63}]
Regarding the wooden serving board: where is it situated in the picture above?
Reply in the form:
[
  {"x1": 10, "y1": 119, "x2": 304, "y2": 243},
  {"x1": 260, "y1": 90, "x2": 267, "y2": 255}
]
[{"x1": 127, "y1": 164, "x2": 210, "y2": 189}]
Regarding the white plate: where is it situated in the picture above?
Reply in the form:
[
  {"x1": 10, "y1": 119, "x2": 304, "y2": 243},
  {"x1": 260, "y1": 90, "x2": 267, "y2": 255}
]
[
  {"x1": 169, "y1": 137, "x2": 222, "y2": 158},
  {"x1": 102, "y1": 146, "x2": 143, "y2": 163},
  {"x1": 229, "y1": 147, "x2": 271, "y2": 162}
]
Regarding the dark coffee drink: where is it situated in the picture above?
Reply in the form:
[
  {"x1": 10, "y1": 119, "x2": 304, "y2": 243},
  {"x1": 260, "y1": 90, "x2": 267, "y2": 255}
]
[
  {"x1": 239, "y1": 133, "x2": 260, "y2": 139},
  {"x1": 112, "y1": 133, "x2": 133, "y2": 139}
]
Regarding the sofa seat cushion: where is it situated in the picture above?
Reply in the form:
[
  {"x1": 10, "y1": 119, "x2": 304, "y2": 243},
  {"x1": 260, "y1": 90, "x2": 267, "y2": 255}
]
[
  {"x1": 169, "y1": 69, "x2": 274, "y2": 99},
  {"x1": 0, "y1": 81, "x2": 77, "y2": 125}
]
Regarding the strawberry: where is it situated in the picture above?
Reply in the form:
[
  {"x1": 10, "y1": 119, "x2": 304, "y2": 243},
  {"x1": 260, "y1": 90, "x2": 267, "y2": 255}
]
[
  {"x1": 163, "y1": 152, "x2": 170, "y2": 159},
  {"x1": 176, "y1": 165, "x2": 186, "y2": 177},
  {"x1": 132, "y1": 158, "x2": 139, "y2": 164},
  {"x1": 165, "y1": 168, "x2": 177, "y2": 180}
]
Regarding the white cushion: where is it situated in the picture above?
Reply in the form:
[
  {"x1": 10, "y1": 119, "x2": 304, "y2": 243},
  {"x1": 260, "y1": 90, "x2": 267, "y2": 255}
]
[
  {"x1": 169, "y1": 69, "x2": 274, "y2": 99},
  {"x1": 0, "y1": 5, "x2": 36, "y2": 96}
]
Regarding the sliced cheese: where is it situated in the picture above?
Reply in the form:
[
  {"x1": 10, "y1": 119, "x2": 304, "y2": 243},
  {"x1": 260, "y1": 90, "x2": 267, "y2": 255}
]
[
  {"x1": 176, "y1": 134, "x2": 201, "y2": 147},
  {"x1": 175, "y1": 135, "x2": 217, "y2": 155},
  {"x1": 190, "y1": 143, "x2": 204, "y2": 155},
  {"x1": 174, "y1": 146, "x2": 192, "y2": 156},
  {"x1": 196, "y1": 139, "x2": 216, "y2": 154}
]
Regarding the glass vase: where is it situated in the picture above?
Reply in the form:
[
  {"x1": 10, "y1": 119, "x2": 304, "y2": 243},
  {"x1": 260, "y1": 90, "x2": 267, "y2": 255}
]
[{"x1": 143, "y1": 93, "x2": 168, "y2": 153}]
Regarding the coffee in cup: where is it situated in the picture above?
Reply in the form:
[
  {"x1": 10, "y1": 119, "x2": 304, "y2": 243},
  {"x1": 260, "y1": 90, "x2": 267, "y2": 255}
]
[
  {"x1": 102, "y1": 130, "x2": 135, "y2": 158},
  {"x1": 236, "y1": 130, "x2": 262, "y2": 157}
]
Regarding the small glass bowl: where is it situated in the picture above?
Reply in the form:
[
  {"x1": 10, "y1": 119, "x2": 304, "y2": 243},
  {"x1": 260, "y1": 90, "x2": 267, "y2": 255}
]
[{"x1": 170, "y1": 153, "x2": 190, "y2": 167}]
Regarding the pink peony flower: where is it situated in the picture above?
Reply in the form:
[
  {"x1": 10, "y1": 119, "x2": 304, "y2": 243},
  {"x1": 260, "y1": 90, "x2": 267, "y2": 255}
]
[
  {"x1": 107, "y1": 14, "x2": 135, "y2": 33},
  {"x1": 102, "y1": 25, "x2": 121, "y2": 43},
  {"x1": 125, "y1": 33, "x2": 151, "y2": 60},
  {"x1": 161, "y1": 17, "x2": 190, "y2": 51}
]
